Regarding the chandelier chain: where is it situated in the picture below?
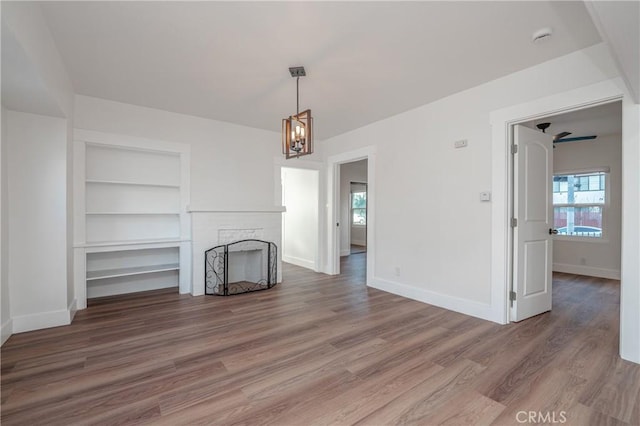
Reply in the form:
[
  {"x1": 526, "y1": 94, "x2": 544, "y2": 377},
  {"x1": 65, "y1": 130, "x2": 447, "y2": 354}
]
[{"x1": 296, "y1": 77, "x2": 300, "y2": 116}]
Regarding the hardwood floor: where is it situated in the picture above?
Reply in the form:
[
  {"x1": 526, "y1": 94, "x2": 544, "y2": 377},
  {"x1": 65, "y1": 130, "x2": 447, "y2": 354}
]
[
  {"x1": 350, "y1": 244, "x2": 366, "y2": 255},
  {"x1": 1, "y1": 255, "x2": 638, "y2": 425}
]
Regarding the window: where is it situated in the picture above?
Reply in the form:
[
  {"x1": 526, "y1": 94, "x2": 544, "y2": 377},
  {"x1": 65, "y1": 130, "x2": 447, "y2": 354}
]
[
  {"x1": 553, "y1": 172, "x2": 606, "y2": 238},
  {"x1": 351, "y1": 191, "x2": 367, "y2": 225}
]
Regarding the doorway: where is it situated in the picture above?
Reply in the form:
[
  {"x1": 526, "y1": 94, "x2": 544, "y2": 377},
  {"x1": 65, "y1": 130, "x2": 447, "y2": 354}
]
[
  {"x1": 327, "y1": 146, "x2": 375, "y2": 282},
  {"x1": 510, "y1": 101, "x2": 622, "y2": 322},
  {"x1": 339, "y1": 160, "x2": 368, "y2": 258},
  {"x1": 281, "y1": 167, "x2": 320, "y2": 272}
]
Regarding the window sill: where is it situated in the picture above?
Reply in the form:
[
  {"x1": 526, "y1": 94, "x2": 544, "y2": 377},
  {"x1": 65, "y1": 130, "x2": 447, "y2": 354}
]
[
  {"x1": 351, "y1": 224, "x2": 367, "y2": 228},
  {"x1": 553, "y1": 236, "x2": 610, "y2": 244}
]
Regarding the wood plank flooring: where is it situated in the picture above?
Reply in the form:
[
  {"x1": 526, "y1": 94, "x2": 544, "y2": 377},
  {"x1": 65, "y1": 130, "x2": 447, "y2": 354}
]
[{"x1": 1, "y1": 253, "x2": 638, "y2": 425}]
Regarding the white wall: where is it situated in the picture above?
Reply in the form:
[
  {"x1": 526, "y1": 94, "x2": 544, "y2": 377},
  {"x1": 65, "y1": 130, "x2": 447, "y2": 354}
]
[
  {"x1": 323, "y1": 43, "x2": 619, "y2": 312},
  {"x1": 1, "y1": 107, "x2": 11, "y2": 344},
  {"x1": 340, "y1": 160, "x2": 367, "y2": 255},
  {"x1": 7, "y1": 111, "x2": 71, "y2": 332},
  {"x1": 281, "y1": 167, "x2": 319, "y2": 270},
  {"x1": 620, "y1": 100, "x2": 639, "y2": 363},
  {"x1": 553, "y1": 133, "x2": 621, "y2": 279},
  {"x1": 2, "y1": 1, "x2": 76, "y2": 339}
]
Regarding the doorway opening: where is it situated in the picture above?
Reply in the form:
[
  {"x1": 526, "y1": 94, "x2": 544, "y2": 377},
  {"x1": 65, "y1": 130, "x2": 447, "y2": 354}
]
[
  {"x1": 338, "y1": 160, "x2": 368, "y2": 282},
  {"x1": 327, "y1": 146, "x2": 375, "y2": 283},
  {"x1": 339, "y1": 160, "x2": 368, "y2": 258},
  {"x1": 280, "y1": 167, "x2": 320, "y2": 272},
  {"x1": 510, "y1": 101, "x2": 622, "y2": 323}
]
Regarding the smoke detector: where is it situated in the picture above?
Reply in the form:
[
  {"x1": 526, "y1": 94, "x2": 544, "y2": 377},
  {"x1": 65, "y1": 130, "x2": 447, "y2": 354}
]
[{"x1": 532, "y1": 27, "x2": 553, "y2": 43}]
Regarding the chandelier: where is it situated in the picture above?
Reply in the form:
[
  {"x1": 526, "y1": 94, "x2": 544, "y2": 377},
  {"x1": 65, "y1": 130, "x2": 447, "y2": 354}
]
[{"x1": 282, "y1": 66, "x2": 313, "y2": 159}]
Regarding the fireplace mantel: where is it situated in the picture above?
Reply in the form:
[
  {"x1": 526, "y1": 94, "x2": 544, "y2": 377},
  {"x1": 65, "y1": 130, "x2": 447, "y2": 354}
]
[{"x1": 190, "y1": 209, "x2": 283, "y2": 295}]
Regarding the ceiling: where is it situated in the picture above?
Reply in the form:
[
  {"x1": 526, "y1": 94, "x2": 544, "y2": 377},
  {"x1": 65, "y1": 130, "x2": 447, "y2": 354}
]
[
  {"x1": 38, "y1": 1, "x2": 602, "y2": 139},
  {"x1": 522, "y1": 101, "x2": 622, "y2": 140}
]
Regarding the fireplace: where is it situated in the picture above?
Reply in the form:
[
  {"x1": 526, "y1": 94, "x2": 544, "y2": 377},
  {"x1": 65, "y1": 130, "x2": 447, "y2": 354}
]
[{"x1": 205, "y1": 239, "x2": 277, "y2": 295}]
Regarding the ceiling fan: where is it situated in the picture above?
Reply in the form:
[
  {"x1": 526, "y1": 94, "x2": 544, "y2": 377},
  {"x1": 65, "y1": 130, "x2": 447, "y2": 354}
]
[{"x1": 536, "y1": 122, "x2": 597, "y2": 144}]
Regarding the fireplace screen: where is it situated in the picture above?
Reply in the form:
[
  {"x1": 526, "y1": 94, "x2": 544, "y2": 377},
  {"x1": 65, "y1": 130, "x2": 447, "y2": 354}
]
[{"x1": 205, "y1": 239, "x2": 277, "y2": 295}]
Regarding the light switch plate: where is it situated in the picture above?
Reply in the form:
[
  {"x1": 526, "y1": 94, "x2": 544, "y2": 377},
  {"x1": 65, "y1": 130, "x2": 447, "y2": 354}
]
[
  {"x1": 480, "y1": 191, "x2": 491, "y2": 201},
  {"x1": 454, "y1": 139, "x2": 468, "y2": 148}
]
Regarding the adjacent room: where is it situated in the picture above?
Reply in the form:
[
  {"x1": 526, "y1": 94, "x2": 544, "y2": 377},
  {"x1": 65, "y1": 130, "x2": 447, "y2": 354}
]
[{"x1": 1, "y1": 1, "x2": 639, "y2": 425}]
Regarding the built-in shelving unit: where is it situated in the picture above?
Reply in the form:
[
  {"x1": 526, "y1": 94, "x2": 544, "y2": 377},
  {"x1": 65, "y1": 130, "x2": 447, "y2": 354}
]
[{"x1": 73, "y1": 130, "x2": 191, "y2": 309}]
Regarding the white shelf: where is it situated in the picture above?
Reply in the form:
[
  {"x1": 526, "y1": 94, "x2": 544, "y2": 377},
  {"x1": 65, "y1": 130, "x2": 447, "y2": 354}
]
[
  {"x1": 76, "y1": 238, "x2": 188, "y2": 249},
  {"x1": 86, "y1": 212, "x2": 180, "y2": 215},
  {"x1": 86, "y1": 179, "x2": 180, "y2": 188},
  {"x1": 87, "y1": 263, "x2": 179, "y2": 281},
  {"x1": 188, "y1": 206, "x2": 287, "y2": 213}
]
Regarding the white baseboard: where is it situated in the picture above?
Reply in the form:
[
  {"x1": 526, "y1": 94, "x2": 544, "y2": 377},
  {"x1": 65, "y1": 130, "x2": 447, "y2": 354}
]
[
  {"x1": 12, "y1": 308, "x2": 73, "y2": 333},
  {"x1": 68, "y1": 299, "x2": 78, "y2": 322},
  {"x1": 282, "y1": 255, "x2": 316, "y2": 271},
  {"x1": 340, "y1": 249, "x2": 350, "y2": 257},
  {"x1": 553, "y1": 263, "x2": 620, "y2": 280},
  {"x1": 1, "y1": 318, "x2": 13, "y2": 346},
  {"x1": 370, "y1": 277, "x2": 495, "y2": 323},
  {"x1": 351, "y1": 240, "x2": 366, "y2": 247}
]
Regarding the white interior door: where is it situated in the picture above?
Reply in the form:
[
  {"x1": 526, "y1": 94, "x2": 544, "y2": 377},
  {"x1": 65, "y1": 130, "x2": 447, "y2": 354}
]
[{"x1": 512, "y1": 124, "x2": 554, "y2": 322}]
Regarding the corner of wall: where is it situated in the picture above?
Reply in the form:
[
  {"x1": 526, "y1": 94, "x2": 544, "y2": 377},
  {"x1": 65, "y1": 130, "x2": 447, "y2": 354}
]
[
  {"x1": 1, "y1": 107, "x2": 11, "y2": 345},
  {"x1": 1, "y1": 318, "x2": 12, "y2": 346}
]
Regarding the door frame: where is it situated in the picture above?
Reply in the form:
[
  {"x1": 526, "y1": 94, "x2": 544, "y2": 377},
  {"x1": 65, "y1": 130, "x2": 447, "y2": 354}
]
[
  {"x1": 327, "y1": 146, "x2": 376, "y2": 282},
  {"x1": 490, "y1": 80, "x2": 623, "y2": 325},
  {"x1": 274, "y1": 157, "x2": 325, "y2": 273},
  {"x1": 489, "y1": 77, "x2": 640, "y2": 364}
]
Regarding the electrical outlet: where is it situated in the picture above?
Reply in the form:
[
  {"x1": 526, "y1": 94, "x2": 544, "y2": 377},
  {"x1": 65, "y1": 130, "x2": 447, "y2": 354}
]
[
  {"x1": 480, "y1": 191, "x2": 491, "y2": 201},
  {"x1": 454, "y1": 139, "x2": 468, "y2": 149}
]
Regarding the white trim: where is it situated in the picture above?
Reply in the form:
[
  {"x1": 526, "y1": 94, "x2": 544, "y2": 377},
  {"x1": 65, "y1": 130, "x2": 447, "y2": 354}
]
[
  {"x1": 12, "y1": 307, "x2": 73, "y2": 333},
  {"x1": 327, "y1": 146, "x2": 376, "y2": 284},
  {"x1": 554, "y1": 166, "x2": 610, "y2": 175},
  {"x1": 340, "y1": 249, "x2": 351, "y2": 257},
  {"x1": 553, "y1": 263, "x2": 620, "y2": 280},
  {"x1": 68, "y1": 299, "x2": 77, "y2": 322},
  {"x1": 351, "y1": 239, "x2": 366, "y2": 247},
  {"x1": 1, "y1": 319, "x2": 12, "y2": 346},
  {"x1": 282, "y1": 255, "x2": 317, "y2": 271},
  {"x1": 370, "y1": 277, "x2": 494, "y2": 322},
  {"x1": 553, "y1": 236, "x2": 610, "y2": 244}
]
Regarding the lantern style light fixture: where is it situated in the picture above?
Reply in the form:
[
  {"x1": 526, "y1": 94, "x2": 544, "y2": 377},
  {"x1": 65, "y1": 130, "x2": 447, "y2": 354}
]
[{"x1": 282, "y1": 66, "x2": 313, "y2": 159}]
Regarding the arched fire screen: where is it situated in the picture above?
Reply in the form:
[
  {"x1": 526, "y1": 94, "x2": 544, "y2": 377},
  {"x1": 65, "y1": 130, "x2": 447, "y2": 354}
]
[{"x1": 205, "y1": 239, "x2": 277, "y2": 295}]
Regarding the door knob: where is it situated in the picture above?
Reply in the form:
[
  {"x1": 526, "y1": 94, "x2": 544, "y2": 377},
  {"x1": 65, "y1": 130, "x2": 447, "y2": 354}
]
[{"x1": 549, "y1": 228, "x2": 559, "y2": 235}]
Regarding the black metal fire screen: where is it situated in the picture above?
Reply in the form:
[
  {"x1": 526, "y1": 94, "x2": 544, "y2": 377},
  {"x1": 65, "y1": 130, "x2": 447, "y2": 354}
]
[{"x1": 205, "y1": 239, "x2": 277, "y2": 296}]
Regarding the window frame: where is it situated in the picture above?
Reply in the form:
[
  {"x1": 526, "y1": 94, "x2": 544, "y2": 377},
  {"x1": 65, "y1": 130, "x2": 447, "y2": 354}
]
[
  {"x1": 350, "y1": 184, "x2": 367, "y2": 227},
  {"x1": 552, "y1": 169, "x2": 609, "y2": 242}
]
